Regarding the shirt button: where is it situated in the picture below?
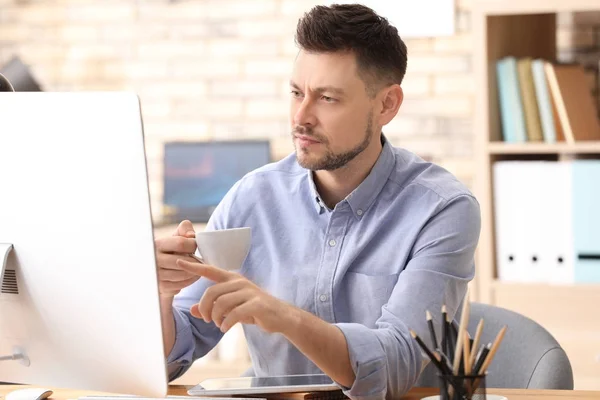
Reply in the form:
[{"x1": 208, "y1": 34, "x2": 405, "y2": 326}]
[
  {"x1": 328, "y1": 239, "x2": 336, "y2": 247},
  {"x1": 357, "y1": 209, "x2": 363, "y2": 216},
  {"x1": 319, "y1": 294, "x2": 328, "y2": 302}
]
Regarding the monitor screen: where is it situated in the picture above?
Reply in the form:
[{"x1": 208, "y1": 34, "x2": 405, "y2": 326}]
[{"x1": 163, "y1": 140, "x2": 271, "y2": 223}]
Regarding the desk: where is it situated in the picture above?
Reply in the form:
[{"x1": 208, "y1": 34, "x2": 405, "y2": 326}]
[{"x1": 2, "y1": 385, "x2": 600, "y2": 400}]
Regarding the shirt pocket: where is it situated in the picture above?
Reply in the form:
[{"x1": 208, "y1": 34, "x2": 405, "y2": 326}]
[{"x1": 339, "y1": 271, "x2": 400, "y2": 327}]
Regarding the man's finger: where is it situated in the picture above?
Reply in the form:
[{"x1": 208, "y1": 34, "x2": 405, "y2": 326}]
[
  {"x1": 220, "y1": 302, "x2": 255, "y2": 333},
  {"x1": 157, "y1": 253, "x2": 201, "y2": 271},
  {"x1": 198, "y1": 279, "x2": 248, "y2": 322},
  {"x1": 211, "y1": 289, "x2": 250, "y2": 326},
  {"x1": 174, "y1": 219, "x2": 196, "y2": 238},
  {"x1": 156, "y1": 236, "x2": 197, "y2": 254},
  {"x1": 176, "y1": 259, "x2": 231, "y2": 283}
]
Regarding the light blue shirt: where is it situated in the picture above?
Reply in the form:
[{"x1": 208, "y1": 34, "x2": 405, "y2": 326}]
[{"x1": 167, "y1": 135, "x2": 481, "y2": 400}]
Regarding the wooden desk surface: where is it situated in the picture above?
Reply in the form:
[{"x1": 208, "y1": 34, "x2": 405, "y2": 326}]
[{"x1": 2, "y1": 385, "x2": 600, "y2": 400}]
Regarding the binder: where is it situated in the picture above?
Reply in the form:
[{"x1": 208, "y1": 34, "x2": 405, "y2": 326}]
[
  {"x1": 572, "y1": 161, "x2": 600, "y2": 283},
  {"x1": 493, "y1": 161, "x2": 575, "y2": 283}
]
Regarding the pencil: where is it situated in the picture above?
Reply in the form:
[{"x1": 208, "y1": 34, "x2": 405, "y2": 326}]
[
  {"x1": 469, "y1": 319, "x2": 484, "y2": 367},
  {"x1": 477, "y1": 325, "x2": 507, "y2": 374},
  {"x1": 445, "y1": 312, "x2": 455, "y2": 364},
  {"x1": 473, "y1": 343, "x2": 490, "y2": 375},
  {"x1": 441, "y1": 305, "x2": 448, "y2": 356},
  {"x1": 410, "y1": 329, "x2": 452, "y2": 375},
  {"x1": 452, "y1": 291, "x2": 470, "y2": 375},
  {"x1": 426, "y1": 310, "x2": 439, "y2": 350},
  {"x1": 462, "y1": 330, "x2": 472, "y2": 375}
]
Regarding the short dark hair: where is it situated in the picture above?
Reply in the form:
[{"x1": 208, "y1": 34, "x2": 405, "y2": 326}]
[{"x1": 294, "y1": 4, "x2": 408, "y2": 96}]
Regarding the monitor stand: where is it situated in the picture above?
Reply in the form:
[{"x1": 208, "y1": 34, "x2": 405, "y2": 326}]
[{"x1": 0, "y1": 243, "x2": 30, "y2": 366}]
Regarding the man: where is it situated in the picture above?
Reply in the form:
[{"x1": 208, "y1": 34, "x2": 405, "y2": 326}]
[{"x1": 155, "y1": 4, "x2": 481, "y2": 400}]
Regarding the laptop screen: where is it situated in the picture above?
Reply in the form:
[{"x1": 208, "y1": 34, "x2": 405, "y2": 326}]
[{"x1": 162, "y1": 140, "x2": 271, "y2": 223}]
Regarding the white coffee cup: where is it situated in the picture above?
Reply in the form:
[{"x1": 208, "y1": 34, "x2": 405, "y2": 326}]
[{"x1": 194, "y1": 227, "x2": 252, "y2": 271}]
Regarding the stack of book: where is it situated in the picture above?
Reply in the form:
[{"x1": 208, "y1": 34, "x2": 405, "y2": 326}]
[{"x1": 495, "y1": 56, "x2": 600, "y2": 143}]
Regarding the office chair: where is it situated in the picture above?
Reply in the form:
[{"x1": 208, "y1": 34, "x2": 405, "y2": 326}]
[{"x1": 415, "y1": 302, "x2": 574, "y2": 389}]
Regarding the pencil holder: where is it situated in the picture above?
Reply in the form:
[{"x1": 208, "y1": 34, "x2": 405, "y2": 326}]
[{"x1": 438, "y1": 373, "x2": 487, "y2": 400}]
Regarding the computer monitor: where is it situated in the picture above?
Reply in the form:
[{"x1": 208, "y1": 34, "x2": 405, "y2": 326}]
[
  {"x1": 0, "y1": 93, "x2": 167, "y2": 397},
  {"x1": 162, "y1": 140, "x2": 271, "y2": 224}
]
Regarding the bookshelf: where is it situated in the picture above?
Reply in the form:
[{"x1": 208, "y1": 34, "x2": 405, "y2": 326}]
[{"x1": 472, "y1": 0, "x2": 600, "y2": 390}]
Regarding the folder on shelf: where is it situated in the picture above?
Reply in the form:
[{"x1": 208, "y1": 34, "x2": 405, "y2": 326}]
[
  {"x1": 531, "y1": 59, "x2": 557, "y2": 143},
  {"x1": 572, "y1": 161, "x2": 600, "y2": 283},
  {"x1": 517, "y1": 58, "x2": 544, "y2": 142},
  {"x1": 493, "y1": 161, "x2": 575, "y2": 284},
  {"x1": 496, "y1": 57, "x2": 527, "y2": 143},
  {"x1": 544, "y1": 63, "x2": 600, "y2": 143}
]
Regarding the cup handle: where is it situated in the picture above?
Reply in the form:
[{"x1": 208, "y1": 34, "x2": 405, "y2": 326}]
[{"x1": 189, "y1": 253, "x2": 204, "y2": 264}]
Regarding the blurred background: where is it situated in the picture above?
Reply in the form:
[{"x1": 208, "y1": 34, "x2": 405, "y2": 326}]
[{"x1": 2, "y1": 0, "x2": 599, "y2": 390}]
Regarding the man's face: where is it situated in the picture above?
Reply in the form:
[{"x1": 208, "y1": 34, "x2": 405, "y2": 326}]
[{"x1": 289, "y1": 50, "x2": 377, "y2": 171}]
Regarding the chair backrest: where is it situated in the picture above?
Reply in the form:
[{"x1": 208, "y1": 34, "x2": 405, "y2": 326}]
[{"x1": 415, "y1": 302, "x2": 574, "y2": 389}]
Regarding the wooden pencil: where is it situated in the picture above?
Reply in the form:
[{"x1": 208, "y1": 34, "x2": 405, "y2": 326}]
[
  {"x1": 410, "y1": 329, "x2": 452, "y2": 375},
  {"x1": 452, "y1": 291, "x2": 470, "y2": 375},
  {"x1": 469, "y1": 319, "x2": 484, "y2": 367},
  {"x1": 426, "y1": 310, "x2": 439, "y2": 350},
  {"x1": 463, "y1": 330, "x2": 472, "y2": 374},
  {"x1": 477, "y1": 325, "x2": 507, "y2": 374},
  {"x1": 441, "y1": 305, "x2": 448, "y2": 356}
]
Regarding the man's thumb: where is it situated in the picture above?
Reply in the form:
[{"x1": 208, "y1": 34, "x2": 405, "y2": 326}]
[{"x1": 174, "y1": 220, "x2": 195, "y2": 237}]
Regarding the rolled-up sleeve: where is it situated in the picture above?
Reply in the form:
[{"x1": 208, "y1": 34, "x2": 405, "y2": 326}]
[{"x1": 334, "y1": 194, "x2": 481, "y2": 400}]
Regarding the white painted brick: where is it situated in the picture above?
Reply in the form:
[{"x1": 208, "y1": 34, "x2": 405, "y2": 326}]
[
  {"x1": 137, "y1": 42, "x2": 207, "y2": 60},
  {"x1": 383, "y1": 116, "x2": 439, "y2": 136},
  {"x1": 389, "y1": 137, "x2": 448, "y2": 159},
  {"x1": 437, "y1": 158, "x2": 475, "y2": 181},
  {"x1": 404, "y1": 38, "x2": 434, "y2": 53},
  {"x1": 58, "y1": 25, "x2": 99, "y2": 43},
  {"x1": 456, "y1": 0, "x2": 474, "y2": 10},
  {"x1": 455, "y1": 10, "x2": 471, "y2": 33},
  {"x1": 438, "y1": 117, "x2": 473, "y2": 137},
  {"x1": 0, "y1": 24, "x2": 31, "y2": 42},
  {"x1": 17, "y1": 45, "x2": 65, "y2": 62},
  {"x1": 400, "y1": 96, "x2": 472, "y2": 117},
  {"x1": 138, "y1": 4, "x2": 208, "y2": 21},
  {"x1": 270, "y1": 135, "x2": 295, "y2": 160},
  {"x1": 244, "y1": 59, "x2": 293, "y2": 77},
  {"x1": 401, "y1": 75, "x2": 431, "y2": 97},
  {"x1": 433, "y1": 34, "x2": 473, "y2": 53},
  {"x1": 120, "y1": 62, "x2": 169, "y2": 80},
  {"x1": 245, "y1": 99, "x2": 288, "y2": 119},
  {"x1": 211, "y1": 121, "x2": 287, "y2": 139},
  {"x1": 282, "y1": 38, "x2": 300, "y2": 57},
  {"x1": 408, "y1": 55, "x2": 471, "y2": 74},
  {"x1": 141, "y1": 100, "x2": 172, "y2": 120},
  {"x1": 102, "y1": 24, "x2": 163, "y2": 42},
  {"x1": 237, "y1": 19, "x2": 295, "y2": 38},
  {"x1": 66, "y1": 44, "x2": 131, "y2": 60},
  {"x1": 208, "y1": 39, "x2": 279, "y2": 58},
  {"x1": 433, "y1": 74, "x2": 475, "y2": 95},
  {"x1": 210, "y1": 80, "x2": 279, "y2": 98},
  {"x1": 172, "y1": 99, "x2": 245, "y2": 120},
  {"x1": 143, "y1": 121, "x2": 210, "y2": 140},
  {"x1": 172, "y1": 60, "x2": 242, "y2": 78},
  {"x1": 138, "y1": 82, "x2": 208, "y2": 100},
  {"x1": 66, "y1": 5, "x2": 135, "y2": 22},
  {"x1": 206, "y1": 0, "x2": 278, "y2": 18},
  {"x1": 280, "y1": 0, "x2": 322, "y2": 17},
  {"x1": 6, "y1": 6, "x2": 65, "y2": 24},
  {"x1": 168, "y1": 23, "x2": 210, "y2": 40}
]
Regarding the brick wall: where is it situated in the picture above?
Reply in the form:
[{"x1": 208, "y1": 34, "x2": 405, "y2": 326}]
[{"x1": 0, "y1": 1, "x2": 597, "y2": 222}]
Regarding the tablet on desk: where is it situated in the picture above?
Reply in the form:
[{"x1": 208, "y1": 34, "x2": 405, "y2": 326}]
[{"x1": 188, "y1": 374, "x2": 340, "y2": 396}]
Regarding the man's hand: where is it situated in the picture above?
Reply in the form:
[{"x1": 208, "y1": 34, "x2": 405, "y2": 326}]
[
  {"x1": 155, "y1": 220, "x2": 202, "y2": 298},
  {"x1": 176, "y1": 259, "x2": 293, "y2": 334}
]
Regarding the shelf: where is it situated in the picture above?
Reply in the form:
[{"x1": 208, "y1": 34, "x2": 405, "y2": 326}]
[
  {"x1": 487, "y1": 141, "x2": 600, "y2": 155},
  {"x1": 475, "y1": 0, "x2": 600, "y2": 16}
]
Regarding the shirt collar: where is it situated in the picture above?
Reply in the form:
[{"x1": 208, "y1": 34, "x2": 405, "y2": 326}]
[{"x1": 307, "y1": 134, "x2": 395, "y2": 218}]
